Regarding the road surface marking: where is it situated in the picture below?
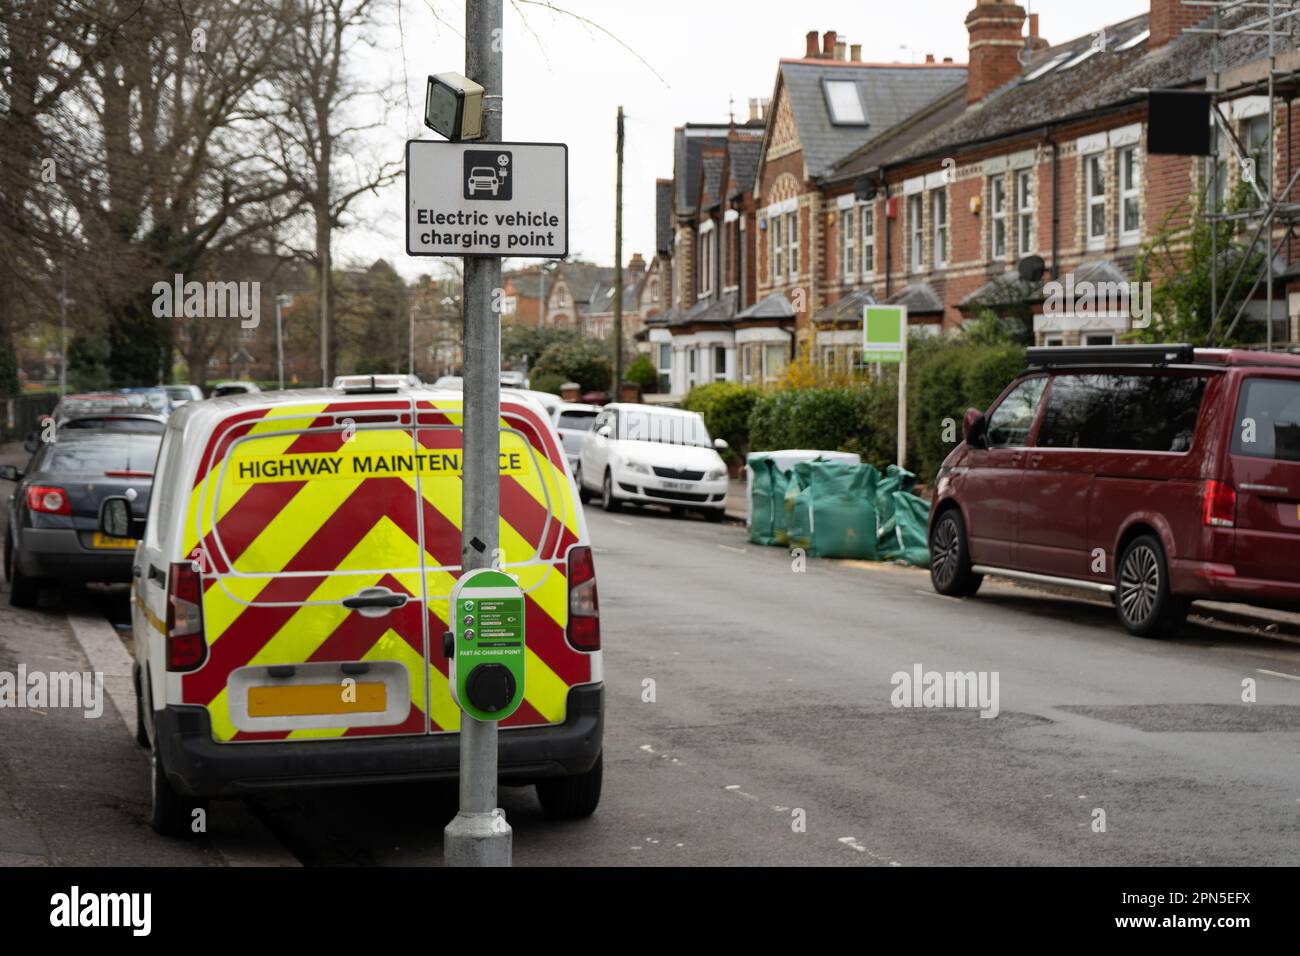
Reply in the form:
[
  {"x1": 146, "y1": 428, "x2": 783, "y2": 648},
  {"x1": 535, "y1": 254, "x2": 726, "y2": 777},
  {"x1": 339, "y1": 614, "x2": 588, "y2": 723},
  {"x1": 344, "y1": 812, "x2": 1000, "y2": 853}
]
[{"x1": 718, "y1": 545, "x2": 747, "y2": 555}]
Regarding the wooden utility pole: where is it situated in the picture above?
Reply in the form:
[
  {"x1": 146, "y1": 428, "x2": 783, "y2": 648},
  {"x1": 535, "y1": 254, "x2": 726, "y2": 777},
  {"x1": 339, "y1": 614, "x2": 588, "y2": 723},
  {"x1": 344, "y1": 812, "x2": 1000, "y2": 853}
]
[{"x1": 613, "y1": 105, "x2": 624, "y2": 399}]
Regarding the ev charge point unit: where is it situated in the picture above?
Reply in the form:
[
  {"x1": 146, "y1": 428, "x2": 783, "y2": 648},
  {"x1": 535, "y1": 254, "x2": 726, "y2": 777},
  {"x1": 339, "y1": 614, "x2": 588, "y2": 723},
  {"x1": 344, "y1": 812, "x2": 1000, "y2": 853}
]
[{"x1": 446, "y1": 568, "x2": 526, "y2": 721}]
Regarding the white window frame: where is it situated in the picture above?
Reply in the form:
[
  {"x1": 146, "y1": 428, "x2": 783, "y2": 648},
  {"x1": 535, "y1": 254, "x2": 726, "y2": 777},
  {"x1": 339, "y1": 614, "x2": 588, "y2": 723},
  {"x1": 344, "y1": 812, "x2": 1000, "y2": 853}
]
[
  {"x1": 991, "y1": 175, "x2": 1007, "y2": 258},
  {"x1": 762, "y1": 342, "x2": 786, "y2": 384},
  {"x1": 860, "y1": 204, "x2": 875, "y2": 278},
  {"x1": 932, "y1": 188, "x2": 948, "y2": 268},
  {"x1": 841, "y1": 206, "x2": 856, "y2": 281},
  {"x1": 1016, "y1": 168, "x2": 1035, "y2": 255},
  {"x1": 698, "y1": 222, "x2": 715, "y2": 298},
  {"x1": 1086, "y1": 153, "x2": 1107, "y2": 250},
  {"x1": 909, "y1": 194, "x2": 924, "y2": 272},
  {"x1": 1119, "y1": 145, "x2": 1141, "y2": 244},
  {"x1": 770, "y1": 216, "x2": 783, "y2": 285},
  {"x1": 787, "y1": 210, "x2": 799, "y2": 279}
]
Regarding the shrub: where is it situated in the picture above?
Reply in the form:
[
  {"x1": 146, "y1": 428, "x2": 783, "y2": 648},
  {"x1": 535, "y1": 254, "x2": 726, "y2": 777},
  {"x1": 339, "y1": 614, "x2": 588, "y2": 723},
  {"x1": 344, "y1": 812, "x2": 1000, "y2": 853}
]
[
  {"x1": 533, "y1": 339, "x2": 611, "y2": 392},
  {"x1": 683, "y1": 382, "x2": 759, "y2": 459},
  {"x1": 625, "y1": 354, "x2": 658, "y2": 392},
  {"x1": 529, "y1": 370, "x2": 566, "y2": 395}
]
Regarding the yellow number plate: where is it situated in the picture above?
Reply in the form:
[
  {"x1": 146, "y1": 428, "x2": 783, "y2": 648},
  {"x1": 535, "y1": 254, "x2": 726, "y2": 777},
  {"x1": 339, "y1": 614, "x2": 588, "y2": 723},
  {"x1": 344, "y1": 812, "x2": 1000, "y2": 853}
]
[
  {"x1": 91, "y1": 532, "x2": 137, "y2": 550},
  {"x1": 247, "y1": 682, "x2": 387, "y2": 718}
]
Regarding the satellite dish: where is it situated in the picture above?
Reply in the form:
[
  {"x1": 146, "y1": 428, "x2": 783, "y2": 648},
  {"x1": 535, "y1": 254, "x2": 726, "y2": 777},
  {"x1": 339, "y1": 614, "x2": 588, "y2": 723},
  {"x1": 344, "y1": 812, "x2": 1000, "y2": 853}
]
[{"x1": 1017, "y1": 255, "x2": 1046, "y2": 283}]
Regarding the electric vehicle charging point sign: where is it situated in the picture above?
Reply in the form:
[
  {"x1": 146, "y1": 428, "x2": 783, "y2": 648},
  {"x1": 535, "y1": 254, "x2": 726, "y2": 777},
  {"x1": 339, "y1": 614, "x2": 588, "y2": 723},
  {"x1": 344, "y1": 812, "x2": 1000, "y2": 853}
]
[
  {"x1": 406, "y1": 140, "x2": 568, "y2": 258},
  {"x1": 448, "y1": 568, "x2": 527, "y2": 722}
]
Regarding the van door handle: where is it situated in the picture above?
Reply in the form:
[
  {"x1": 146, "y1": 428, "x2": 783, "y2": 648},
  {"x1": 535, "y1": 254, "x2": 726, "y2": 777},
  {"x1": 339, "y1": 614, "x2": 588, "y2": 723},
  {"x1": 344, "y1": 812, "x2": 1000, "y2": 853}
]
[
  {"x1": 342, "y1": 587, "x2": 408, "y2": 616},
  {"x1": 1029, "y1": 454, "x2": 1044, "y2": 467},
  {"x1": 148, "y1": 565, "x2": 166, "y2": 587},
  {"x1": 1240, "y1": 482, "x2": 1290, "y2": 496}
]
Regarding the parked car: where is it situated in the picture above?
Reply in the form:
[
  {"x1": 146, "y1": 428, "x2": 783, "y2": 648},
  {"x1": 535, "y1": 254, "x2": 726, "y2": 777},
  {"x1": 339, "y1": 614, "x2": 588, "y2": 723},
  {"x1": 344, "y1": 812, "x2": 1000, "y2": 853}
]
[
  {"x1": 2, "y1": 428, "x2": 160, "y2": 606},
  {"x1": 929, "y1": 343, "x2": 1300, "y2": 637},
  {"x1": 577, "y1": 403, "x2": 729, "y2": 520},
  {"x1": 25, "y1": 393, "x2": 167, "y2": 453},
  {"x1": 209, "y1": 381, "x2": 261, "y2": 398},
  {"x1": 98, "y1": 380, "x2": 602, "y2": 835},
  {"x1": 553, "y1": 402, "x2": 600, "y2": 474},
  {"x1": 165, "y1": 384, "x2": 204, "y2": 405}
]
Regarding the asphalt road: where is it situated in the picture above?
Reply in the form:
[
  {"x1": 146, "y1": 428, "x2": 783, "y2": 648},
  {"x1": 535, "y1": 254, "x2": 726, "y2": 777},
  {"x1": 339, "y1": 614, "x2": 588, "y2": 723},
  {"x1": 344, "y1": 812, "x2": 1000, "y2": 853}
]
[{"x1": 4, "y1": 470, "x2": 1300, "y2": 865}]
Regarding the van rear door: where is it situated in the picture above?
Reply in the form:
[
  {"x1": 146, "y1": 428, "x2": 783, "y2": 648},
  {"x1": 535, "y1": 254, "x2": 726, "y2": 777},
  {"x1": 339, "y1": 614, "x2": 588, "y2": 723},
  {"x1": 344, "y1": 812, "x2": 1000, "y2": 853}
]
[
  {"x1": 182, "y1": 400, "x2": 430, "y2": 742},
  {"x1": 1226, "y1": 374, "x2": 1300, "y2": 584},
  {"x1": 415, "y1": 396, "x2": 595, "y2": 734}
]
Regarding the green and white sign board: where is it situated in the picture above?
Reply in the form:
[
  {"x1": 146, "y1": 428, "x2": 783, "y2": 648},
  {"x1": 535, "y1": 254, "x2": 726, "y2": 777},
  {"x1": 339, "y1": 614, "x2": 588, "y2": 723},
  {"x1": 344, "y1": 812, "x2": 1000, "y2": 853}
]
[
  {"x1": 449, "y1": 568, "x2": 526, "y2": 722},
  {"x1": 863, "y1": 305, "x2": 908, "y2": 363}
]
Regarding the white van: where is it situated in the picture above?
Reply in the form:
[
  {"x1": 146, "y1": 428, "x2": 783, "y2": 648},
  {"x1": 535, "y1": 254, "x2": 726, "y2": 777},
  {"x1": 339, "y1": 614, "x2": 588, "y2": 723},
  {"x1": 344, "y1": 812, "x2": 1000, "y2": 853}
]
[{"x1": 101, "y1": 381, "x2": 604, "y2": 835}]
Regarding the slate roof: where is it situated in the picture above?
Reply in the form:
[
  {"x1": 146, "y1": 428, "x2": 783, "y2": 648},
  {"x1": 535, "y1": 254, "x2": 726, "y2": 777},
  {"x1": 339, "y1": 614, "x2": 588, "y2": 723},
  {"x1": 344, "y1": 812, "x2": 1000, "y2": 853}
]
[
  {"x1": 726, "y1": 139, "x2": 763, "y2": 200},
  {"x1": 555, "y1": 263, "x2": 615, "y2": 305},
  {"x1": 699, "y1": 153, "x2": 725, "y2": 211},
  {"x1": 889, "y1": 7, "x2": 1290, "y2": 166},
  {"x1": 506, "y1": 269, "x2": 545, "y2": 298},
  {"x1": 813, "y1": 287, "x2": 879, "y2": 323},
  {"x1": 776, "y1": 60, "x2": 968, "y2": 178},
  {"x1": 886, "y1": 281, "x2": 944, "y2": 315},
  {"x1": 655, "y1": 180, "x2": 673, "y2": 254},
  {"x1": 584, "y1": 274, "x2": 642, "y2": 315},
  {"x1": 674, "y1": 291, "x2": 738, "y2": 326},
  {"x1": 736, "y1": 290, "x2": 795, "y2": 320},
  {"x1": 674, "y1": 124, "x2": 761, "y2": 218},
  {"x1": 957, "y1": 259, "x2": 1130, "y2": 312}
]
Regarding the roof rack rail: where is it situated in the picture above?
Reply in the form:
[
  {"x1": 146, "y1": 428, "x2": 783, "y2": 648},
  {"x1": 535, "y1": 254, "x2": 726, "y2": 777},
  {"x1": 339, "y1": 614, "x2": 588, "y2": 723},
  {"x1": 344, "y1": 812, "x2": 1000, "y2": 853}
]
[{"x1": 1025, "y1": 344, "x2": 1195, "y2": 369}]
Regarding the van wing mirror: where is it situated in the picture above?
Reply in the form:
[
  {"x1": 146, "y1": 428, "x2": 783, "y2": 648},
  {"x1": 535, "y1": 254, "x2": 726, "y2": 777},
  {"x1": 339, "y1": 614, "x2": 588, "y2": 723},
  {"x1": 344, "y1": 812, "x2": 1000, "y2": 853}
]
[
  {"x1": 598, "y1": 425, "x2": 612, "y2": 438},
  {"x1": 0, "y1": 465, "x2": 19, "y2": 482},
  {"x1": 99, "y1": 496, "x2": 145, "y2": 540},
  {"x1": 963, "y1": 408, "x2": 988, "y2": 449},
  {"x1": 713, "y1": 437, "x2": 729, "y2": 451}
]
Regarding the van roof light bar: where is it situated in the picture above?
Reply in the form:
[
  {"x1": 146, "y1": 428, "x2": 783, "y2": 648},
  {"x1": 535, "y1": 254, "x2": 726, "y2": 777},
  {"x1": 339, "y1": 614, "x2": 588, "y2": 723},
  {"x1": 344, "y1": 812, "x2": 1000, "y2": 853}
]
[{"x1": 1025, "y1": 344, "x2": 1195, "y2": 369}]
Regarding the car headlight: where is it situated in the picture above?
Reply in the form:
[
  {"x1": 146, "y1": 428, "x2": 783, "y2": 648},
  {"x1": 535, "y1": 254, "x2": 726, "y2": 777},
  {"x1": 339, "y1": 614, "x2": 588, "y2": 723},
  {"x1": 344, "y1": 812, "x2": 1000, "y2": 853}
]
[
  {"x1": 705, "y1": 468, "x2": 727, "y2": 481},
  {"x1": 623, "y1": 459, "x2": 651, "y2": 475}
]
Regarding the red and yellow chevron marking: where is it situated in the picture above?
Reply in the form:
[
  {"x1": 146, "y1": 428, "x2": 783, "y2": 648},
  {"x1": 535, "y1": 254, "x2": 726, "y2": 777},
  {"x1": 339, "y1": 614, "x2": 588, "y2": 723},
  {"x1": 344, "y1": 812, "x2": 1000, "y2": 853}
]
[{"x1": 183, "y1": 399, "x2": 592, "y2": 743}]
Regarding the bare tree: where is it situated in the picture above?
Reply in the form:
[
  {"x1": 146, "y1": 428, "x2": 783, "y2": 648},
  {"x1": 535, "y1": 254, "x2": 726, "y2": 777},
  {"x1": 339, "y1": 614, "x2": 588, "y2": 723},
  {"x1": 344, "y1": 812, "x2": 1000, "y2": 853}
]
[{"x1": 264, "y1": 0, "x2": 401, "y2": 383}]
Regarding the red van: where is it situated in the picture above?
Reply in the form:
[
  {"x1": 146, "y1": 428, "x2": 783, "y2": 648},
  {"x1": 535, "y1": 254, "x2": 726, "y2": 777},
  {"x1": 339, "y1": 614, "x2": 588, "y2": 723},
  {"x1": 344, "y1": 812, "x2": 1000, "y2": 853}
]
[{"x1": 929, "y1": 344, "x2": 1300, "y2": 637}]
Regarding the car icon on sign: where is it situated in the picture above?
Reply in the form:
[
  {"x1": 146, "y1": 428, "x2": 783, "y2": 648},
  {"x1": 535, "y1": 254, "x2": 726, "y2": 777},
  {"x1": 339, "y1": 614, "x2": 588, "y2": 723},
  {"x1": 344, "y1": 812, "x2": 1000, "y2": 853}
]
[{"x1": 467, "y1": 166, "x2": 500, "y2": 197}]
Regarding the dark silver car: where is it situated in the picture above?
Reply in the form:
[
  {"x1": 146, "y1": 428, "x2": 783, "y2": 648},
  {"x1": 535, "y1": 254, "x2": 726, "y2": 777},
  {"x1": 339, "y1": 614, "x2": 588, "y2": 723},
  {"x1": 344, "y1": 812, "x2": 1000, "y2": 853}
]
[{"x1": 2, "y1": 429, "x2": 160, "y2": 607}]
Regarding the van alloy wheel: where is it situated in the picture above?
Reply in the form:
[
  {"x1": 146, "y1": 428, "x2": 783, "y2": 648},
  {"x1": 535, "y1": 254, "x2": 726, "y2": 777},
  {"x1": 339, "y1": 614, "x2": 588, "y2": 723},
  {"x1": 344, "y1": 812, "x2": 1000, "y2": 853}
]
[
  {"x1": 1115, "y1": 534, "x2": 1187, "y2": 639},
  {"x1": 1118, "y1": 543, "x2": 1159, "y2": 625},
  {"x1": 928, "y1": 509, "x2": 981, "y2": 597}
]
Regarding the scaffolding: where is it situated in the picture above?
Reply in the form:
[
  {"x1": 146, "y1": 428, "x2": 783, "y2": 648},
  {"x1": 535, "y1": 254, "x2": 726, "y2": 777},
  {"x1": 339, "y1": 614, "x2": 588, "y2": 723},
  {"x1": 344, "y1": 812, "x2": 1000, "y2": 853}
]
[{"x1": 1186, "y1": 1, "x2": 1300, "y2": 347}]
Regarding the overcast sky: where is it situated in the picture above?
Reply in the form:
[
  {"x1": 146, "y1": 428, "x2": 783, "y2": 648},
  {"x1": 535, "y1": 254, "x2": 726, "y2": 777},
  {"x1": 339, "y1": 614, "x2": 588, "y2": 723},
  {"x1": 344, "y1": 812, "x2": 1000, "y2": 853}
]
[{"x1": 346, "y1": 0, "x2": 1149, "y2": 281}]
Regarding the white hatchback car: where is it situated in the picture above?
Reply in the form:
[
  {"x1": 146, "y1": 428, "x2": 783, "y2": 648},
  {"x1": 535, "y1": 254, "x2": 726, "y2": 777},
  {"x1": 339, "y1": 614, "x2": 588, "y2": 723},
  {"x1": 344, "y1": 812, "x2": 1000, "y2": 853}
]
[{"x1": 577, "y1": 403, "x2": 729, "y2": 520}]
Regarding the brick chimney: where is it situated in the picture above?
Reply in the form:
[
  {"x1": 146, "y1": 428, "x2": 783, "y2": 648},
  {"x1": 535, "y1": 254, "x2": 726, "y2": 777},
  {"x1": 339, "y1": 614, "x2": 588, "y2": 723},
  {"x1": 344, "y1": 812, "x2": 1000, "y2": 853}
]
[
  {"x1": 822, "y1": 30, "x2": 837, "y2": 58},
  {"x1": 628, "y1": 253, "x2": 646, "y2": 274},
  {"x1": 1150, "y1": 0, "x2": 1204, "y2": 49},
  {"x1": 965, "y1": 0, "x2": 1028, "y2": 105},
  {"x1": 805, "y1": 30, "x2": 819, "y2": 59}
]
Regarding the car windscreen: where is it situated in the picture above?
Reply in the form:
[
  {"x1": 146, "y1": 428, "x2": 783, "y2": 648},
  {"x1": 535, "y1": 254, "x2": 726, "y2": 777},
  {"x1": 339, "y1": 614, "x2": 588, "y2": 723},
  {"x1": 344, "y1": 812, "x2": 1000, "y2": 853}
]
[
  {"x1": 61, "y1": 417, "x2": 165, "y2": 433},
  {"x1": 42, "y1": 434, "x2": 162, "y2": 475},
  {"x1": 1232, "y1": 377, "x2": 1300, "y2": 461},
  {"x1": 618, "y1": 409, "x2": 711, "y2": 447},
  {"x1": 558, "y1": 410, "x2": 598, "y2": 430}
]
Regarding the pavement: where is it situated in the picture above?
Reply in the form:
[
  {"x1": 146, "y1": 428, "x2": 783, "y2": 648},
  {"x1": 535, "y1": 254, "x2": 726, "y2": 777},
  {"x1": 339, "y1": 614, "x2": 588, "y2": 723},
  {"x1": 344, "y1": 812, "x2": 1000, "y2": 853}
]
[{"x1": 4, "y1": 441, "x2": 1300, "y2": 865}]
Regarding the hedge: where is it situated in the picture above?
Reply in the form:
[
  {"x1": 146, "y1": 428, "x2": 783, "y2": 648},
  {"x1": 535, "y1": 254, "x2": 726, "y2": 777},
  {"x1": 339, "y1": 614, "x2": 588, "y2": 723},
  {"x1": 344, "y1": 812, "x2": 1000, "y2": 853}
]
[
  {"x1": 744, "y1": 338, "x2": 1026, "y2": 481},
  {"x1": 683, "y1": 381, "x2": 759, "y2": 461}
]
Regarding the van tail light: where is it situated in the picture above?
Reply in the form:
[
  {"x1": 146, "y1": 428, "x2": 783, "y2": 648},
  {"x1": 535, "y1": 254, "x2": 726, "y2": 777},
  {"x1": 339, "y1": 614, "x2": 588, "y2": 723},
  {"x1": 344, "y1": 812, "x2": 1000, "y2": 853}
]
[
  {"x1": 165, "y1": 562, "x2": 208, "y2": 671},
  {"x1": 26, "y1": 485, "x2": 70, "y2": 515},
  {"x1": 566, "y1": 545, "x2": 601, "y2": 651},
  {"x1": 1202, "y1": 480, "x2": 1237, "y2": 529}
]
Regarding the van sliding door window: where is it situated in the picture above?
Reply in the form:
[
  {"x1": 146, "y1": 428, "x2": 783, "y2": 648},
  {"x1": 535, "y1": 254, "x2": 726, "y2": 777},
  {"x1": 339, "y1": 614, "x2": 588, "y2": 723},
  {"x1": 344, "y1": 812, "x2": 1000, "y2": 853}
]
[{"x1": 1039, "y1": 374, "x2": 1207, "y2": 452}]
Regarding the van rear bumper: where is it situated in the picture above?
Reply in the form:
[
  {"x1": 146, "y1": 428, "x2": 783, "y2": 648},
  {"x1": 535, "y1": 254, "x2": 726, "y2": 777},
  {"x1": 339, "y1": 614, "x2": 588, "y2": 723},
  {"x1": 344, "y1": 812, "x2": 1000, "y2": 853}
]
[
  {"x1": 156, "y1": 683, "x2": 604, "y2": 798},
  {"x1": 1173, "y1": 559, "x2": 1300, "y2": 607}
]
